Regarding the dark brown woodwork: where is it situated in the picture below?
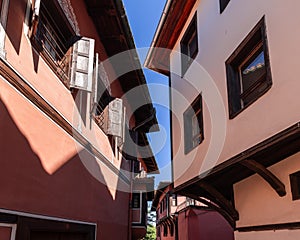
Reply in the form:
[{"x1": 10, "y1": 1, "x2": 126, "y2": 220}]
[
  {"x1": 180, "y1": 191, "x2": 236, "y2": 228},
  {"x1": 145, "y1": 0, "x2": 197, "y2": 75},
  {"x1": 196, "y1": 182, "x2": 239, "y2": 220},
  {"x1": 237, "y1": 221, "x2": 300, "y2": 232},
  {"x1": 241, "y1": 159, "x2": 286, "y2": 197}
]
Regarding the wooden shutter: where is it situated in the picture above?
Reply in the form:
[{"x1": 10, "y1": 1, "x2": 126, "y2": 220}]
[
  {"x1": 28, "y1": 0, "x2": 41, "y2": 38},
  {"x1": 107, "y1": 98, "x2": 123, "y2": 138},
  {"x1": 90, "y1": 53, "x2": 99, "y2": 115},
  {"x1": 100, "y1": 98, "x2": 125, "y2": 142},
  {"x1": 70, "y1": 37, "x2": 95, "y2": 92},
  {"x1": 32, "y1": 0, "x2": 41, "y2": 18}
]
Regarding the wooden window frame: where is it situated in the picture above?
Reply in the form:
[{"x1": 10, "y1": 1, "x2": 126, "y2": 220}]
[
  {"x1": 30, "y1": 0, "x2": 75, "y2": 88},
  {"x1": 220, "y1": 0, "x2": 230, "y2": 13},
  {"x1": 226, "y1": 16, "x2": 272, "y2": 119},
  {"x1": 172, "y1": 194, "x2": 177, "y2": 206},
  {"x1": 181, "y1": 13, "x2": 198, "y2": 76},
  {"x1": 132, "y1": 192, "x2": 141, "y2": 209},
  {"x1": 184, "y1": 94, "x2": 204, "y2": 154},
  {"x1": 290, "y1": 171, "x2": 300, "y2": 201}
]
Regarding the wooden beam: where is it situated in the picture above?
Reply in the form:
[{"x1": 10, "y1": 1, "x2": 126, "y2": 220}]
[
  {"x1": 196, "y1": 182, "x2": 239, "y2": 220},
  {"x1": 241, "y1": 159, "x2": 286, "y2": 197},
  {"x1": 180, "y1": 191, "x2": 236, "y2": 228}
]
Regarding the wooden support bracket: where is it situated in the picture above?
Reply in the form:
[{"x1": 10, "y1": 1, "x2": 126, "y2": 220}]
[{"x1": 241, "y1": 159, "x2": 286, "y2": 197}]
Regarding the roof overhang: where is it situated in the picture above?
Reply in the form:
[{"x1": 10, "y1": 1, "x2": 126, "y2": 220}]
[
  {"x1": 84, "y1": 0, "x2": 159, "y2": 133},
  {"x1": 151, "y1": 182, "x2": 172, "y2": 211},
  {"x1": 144, "y1": 0, "x2": 198, "y2": 76},
  {"x1": 174, "y1": 122, "x2": 300, "y2": 228}
]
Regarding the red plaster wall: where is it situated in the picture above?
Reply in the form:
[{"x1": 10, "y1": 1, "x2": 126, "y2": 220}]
[
  {"x1": 178, "y1": 208, "x2": 234, "y2": 240},
  {"x1": 0, "y1": 0, "x2": 137, "y2": 239}
]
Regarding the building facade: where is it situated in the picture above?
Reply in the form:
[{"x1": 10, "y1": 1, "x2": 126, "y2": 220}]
[
  {"x1": 152, "y1": 183, "x2": 233, "y2": 240},
  {"x1": 0, "y1": 0, "x2": 158, "y2": 239},
  {"x1": 146, "y1": 0, "x2": 300, "y2": 239}
]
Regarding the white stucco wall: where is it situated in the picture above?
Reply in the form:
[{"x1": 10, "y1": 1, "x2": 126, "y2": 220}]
[
  {"x1": 234, "y1": 151, "x2": 300, "y2": 227},
  {"x1": 170, "y1": 0, "x2": 300, "y2": 187}
]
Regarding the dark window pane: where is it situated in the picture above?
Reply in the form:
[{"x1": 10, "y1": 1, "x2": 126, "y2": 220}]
[
  {"x1": 225, "y1": 17, "x2": 272, "y2": 118},
  {"x1": 184, "y1": 94, "x2": 204, "y2": 154},
  {"x1": 132, "y1": 193, "x2": 140, "y2": 208},
  {"x1": 181, "y1": 13, "x2": 198, "y2": 76}
]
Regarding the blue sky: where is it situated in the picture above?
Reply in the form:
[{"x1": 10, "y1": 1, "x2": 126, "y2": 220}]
[{"x1": 123, "y1": 0, "x2": 172, "y2": 187}]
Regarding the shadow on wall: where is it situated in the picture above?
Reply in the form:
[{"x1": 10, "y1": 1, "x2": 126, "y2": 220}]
[
  {"x1": 6, "y1": 0, "x2": 27, "y2": 55},
  {"x1": 0, "y1": 97, "x2": 131, "y2": 239}
]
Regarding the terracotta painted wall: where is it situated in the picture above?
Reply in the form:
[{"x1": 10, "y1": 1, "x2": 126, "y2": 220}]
[
  {"x1": 169, "y1": 0, "x2": 300, "y2": 187},
  {"x1": 0, "y1": 76, "x2": 131, "y2": 239},
  {"x1": 0, "y1": 0, "x2": 139, "y2": 239},
  {"x1": 178, "y1": 208, "x2": 234, "y2": 240}
]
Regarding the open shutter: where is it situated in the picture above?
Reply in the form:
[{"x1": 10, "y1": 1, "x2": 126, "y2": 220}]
[
  {"x1": 28, "y1": 0, "x2": 41, "y2": 38},
  {"x1": 107, "y1": 98, "x2": 123, "y2": 138},
  {"x1": 117, "y1": 106, "x2": 126, "y2": 147},
  {"x1": 32, "y1": 0, "x2": 41, "y2": 18},
  {"x1": 70, "y1": 37, "x2": 95, "y2": 92},
  {"x1": 91, "y1": 53, "x2": 99, "y2": 115}
]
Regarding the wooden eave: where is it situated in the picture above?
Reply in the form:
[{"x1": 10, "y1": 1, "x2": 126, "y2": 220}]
[
  {"x1": 151, "y1": 182, "x2": 172, "y2": 211},
  {"x1": 138, "y1": 132, "x2": 159, "y2": 173},
  {"x1": 175, "y1": 122, "x2": 300, "y2": 228},
  {"x1": 145, "y1": 0, "x2": 197, "y2": 76},
  {"x1": 84, "y1": 0, "x2": 159, "y2": 133}
]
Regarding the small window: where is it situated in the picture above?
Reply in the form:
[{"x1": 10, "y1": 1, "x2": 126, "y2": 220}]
[
  {"x1": 290, "y1": 171, "x2": 300, "y2": 201},
  {"x1": 226, "y1": 17, "x2": 272, "y2": 118},
  {"x1": 220, "y1": 0, "x2": 230, "y2": 13},
  {"x1": 132, "y1": 193, "x2": 140, "y2": 208},
  {"x1": 184, "y1": 94, "x2": 204, "y2": 154},
  {"x1": 172, "y1": 194, "x2": 177, "y2": 206},
  {"x1": 181, "y1": 13, "x2": 198, "y2": 76}
]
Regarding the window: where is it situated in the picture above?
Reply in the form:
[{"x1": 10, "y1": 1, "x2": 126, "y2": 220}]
[
  {"x1": 226, "y1": 17, "x2": 272, "y2": 118},
  {"x1": 132, "y1": 192, "x2": 141, "y2": 208},
  {"x1": 181, "y1": 13, "x2": 198, "y2": 76},
  {"x1": 31, "y1": 0, "x2": 75, "y2": 86},
  {"x1": 172, "y1": 194, "x2": 177, "y2": 206},
  {"x1": 290, "y1": 171, "x2": 300, "y2": 201},
  {"x1": 184, "y1": 94, "x2": 204, "y2": 154},
  {"x1": 220, "y1": 0, "x2": 230, "y2": 13}
]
